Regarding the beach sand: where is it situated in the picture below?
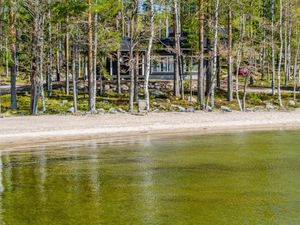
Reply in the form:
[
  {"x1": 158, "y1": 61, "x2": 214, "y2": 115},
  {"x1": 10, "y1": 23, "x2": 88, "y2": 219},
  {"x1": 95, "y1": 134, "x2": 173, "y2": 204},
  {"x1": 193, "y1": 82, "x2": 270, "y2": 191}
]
[{"x1": 1, "y1": 110, "x2": 300, "y2": 149}]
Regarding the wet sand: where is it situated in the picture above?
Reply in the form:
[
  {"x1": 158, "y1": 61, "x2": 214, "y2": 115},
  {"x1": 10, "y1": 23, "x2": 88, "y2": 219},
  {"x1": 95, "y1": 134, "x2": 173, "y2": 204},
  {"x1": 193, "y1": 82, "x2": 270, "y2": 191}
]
[{"x1": 1, "y1": 110, "x2": 300, "y2": 149}]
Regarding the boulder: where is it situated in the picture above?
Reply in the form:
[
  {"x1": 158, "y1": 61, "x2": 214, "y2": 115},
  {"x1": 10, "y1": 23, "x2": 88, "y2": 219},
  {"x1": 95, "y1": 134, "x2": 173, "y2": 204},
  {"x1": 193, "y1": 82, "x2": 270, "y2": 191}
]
[
  {"x1": 206, "y1": 106, "x2": 213, "y2": 112},
  {"x1": 246, "y1": 107, "x2": 255, "y2": 112},
  {"x1": 220, "y1": 106, "x2": 232, "y2": 112},
  {"x1": 186, "y1": 107, "x2": 195, "y2": 113},
  {"x1": 67, "y1": 107, "x2": 74, "y2": 114},
  {"x1": 152, "y1": 90, "x2": 168, "y2": 99},
  {"x1": 104, "y1": 85, "x2": 110, "y2": 91},
  {"x1": 178, "y1": 106, "x2": 186, "y2": 112},
  {"x1": 121, "y1": 84, "x2": 129, "y2": 91},
  {"x1": 152, "y1": 108, "x2": 160, "y2": 113},
  {"x1": 159, "y1": 105, "x2": 166, "y2": 110},
  {"x1": 288, "y1": 100, "x2": 296, "y2": 106},
  {"x1": 102, "y1": 100, "x2": 110, "y2": 105},
  {"x1": 108, "y1": 108, "x2": 118, "y2": 114},
  {"x1": 117, "y1": 108, "x2": 126, "y2": 113},
  {"x1": 265, "y1": 102, "x2": 274, "y2": 110},
  {"x1": 97, "y1": 108, "x2": 105, "y2": 114}
]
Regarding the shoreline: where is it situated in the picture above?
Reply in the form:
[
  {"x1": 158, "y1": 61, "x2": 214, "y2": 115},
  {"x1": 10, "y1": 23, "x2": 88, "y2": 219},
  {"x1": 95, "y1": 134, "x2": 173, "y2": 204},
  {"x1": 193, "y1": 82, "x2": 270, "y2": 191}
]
[{"x1": 1, "y1": 110, "x2": 300, "y2": 150}]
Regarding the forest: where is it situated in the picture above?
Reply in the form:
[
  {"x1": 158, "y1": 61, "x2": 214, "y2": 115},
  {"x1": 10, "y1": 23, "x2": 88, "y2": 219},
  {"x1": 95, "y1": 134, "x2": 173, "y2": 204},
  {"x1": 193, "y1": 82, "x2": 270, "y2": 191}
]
[{"x1": 0, "y1": 0, "x2": 300, "y2": 115}]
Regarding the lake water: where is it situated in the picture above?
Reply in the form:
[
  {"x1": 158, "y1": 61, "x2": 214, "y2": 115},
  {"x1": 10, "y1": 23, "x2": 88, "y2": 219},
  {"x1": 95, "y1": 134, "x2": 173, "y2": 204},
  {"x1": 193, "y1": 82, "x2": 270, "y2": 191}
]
[{"x1": 0, "y1": 130, "x2": 300, "y2": 225}]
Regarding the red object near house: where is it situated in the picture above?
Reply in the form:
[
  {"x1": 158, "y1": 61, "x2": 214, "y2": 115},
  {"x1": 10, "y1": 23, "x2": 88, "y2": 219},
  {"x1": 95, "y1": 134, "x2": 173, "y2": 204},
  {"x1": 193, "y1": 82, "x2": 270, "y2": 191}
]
[{"x1": 238, "y1": 68, "x2": 249, "y2": 77}]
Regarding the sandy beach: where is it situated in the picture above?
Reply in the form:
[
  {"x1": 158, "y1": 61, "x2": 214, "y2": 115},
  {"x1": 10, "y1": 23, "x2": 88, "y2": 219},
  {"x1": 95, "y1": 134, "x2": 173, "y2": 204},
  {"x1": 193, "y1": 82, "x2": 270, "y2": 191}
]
[{"x1": 1, "y1": 110, "x2": 300, "y2": 149}]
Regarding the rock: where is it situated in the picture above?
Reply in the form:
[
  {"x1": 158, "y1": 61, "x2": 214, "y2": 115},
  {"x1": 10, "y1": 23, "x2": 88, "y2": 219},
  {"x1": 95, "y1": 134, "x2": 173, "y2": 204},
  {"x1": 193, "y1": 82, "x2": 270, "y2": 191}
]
[
  {"x1": 159, "y1": 105, "x2": 166, "y2": 110},
  {"x1": 186, "y1": 107, "x2": 195, "y2": 113},
  {"x1": 188, "y1": 96, "x2": 197, "y2": 103},
  {"x1": 152, "y1": 90, "x2": 168, "y2": 99},
  {"x1": 265, "y1": 102, "x2": 274, "y2": 110},
  {"x1": 121, "y1": 84, "x2": 129, "y2": 91},
  {"x1": 104, "y1": 85, "x2": 110, "y2": 91},
  {"x1": 152, "y1": 108, "x2": 160, "y2": 113},
  {"x1": 195, "y1": 106, "x2": 204, "y2": 111},
  {"x1": 102, "y1": 100, "x2": 110, "y2": 105},
  {"x1": 62, "y1": 100, "x2": 68, "y2": 105},
  {"x1": 97, "y1": 108, "x2": 105, "y2": 114},
  {"x1": 108, "y1": 108, "x2": 118, "y2": 114},
  {"x1": 67, "y1": 107, "x2": 75, "y2": 113},
  {"x1": 206, "y1": 106, "x2": 213, "y2": 112},
  {"x1": 178, "y1": 106, "x2": 186, "y2": 112},
  {"x1": 166, "y1": 99, "x2": 171, "y2": 103},
  {"x1": 117, "y1": 108, "x2": 126, "y2": 113},
  {"x1": 288, "y1": 100, "x2": 296, "y2": 106},
  {"x1": 246, "y1": 107, "x2": 255, "y2": 112},
  {"x1": 220, "y1": 106, "x2": 232, "y2": 112}
]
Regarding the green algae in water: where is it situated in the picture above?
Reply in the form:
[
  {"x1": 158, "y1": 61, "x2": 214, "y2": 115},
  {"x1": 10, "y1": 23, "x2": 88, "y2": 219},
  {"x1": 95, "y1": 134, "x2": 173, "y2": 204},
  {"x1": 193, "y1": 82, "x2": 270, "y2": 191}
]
[{"x1": 1, "y1": 130, "x2": 300, "y2": 225}]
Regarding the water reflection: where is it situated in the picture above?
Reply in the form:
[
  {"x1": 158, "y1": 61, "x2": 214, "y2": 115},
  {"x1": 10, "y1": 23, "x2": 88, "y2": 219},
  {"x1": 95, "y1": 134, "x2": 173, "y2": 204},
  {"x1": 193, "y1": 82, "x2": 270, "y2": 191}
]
[{"x1": 1, "y1": 131, "x2": 300, "y2": 225}]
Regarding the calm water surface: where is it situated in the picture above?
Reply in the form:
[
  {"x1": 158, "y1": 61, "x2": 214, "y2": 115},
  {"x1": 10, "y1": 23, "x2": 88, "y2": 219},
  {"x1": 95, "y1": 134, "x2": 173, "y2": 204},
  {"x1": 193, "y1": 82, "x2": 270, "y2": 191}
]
[{"x1": 0, "y1": 130, "x2": 300, "y2": 225}]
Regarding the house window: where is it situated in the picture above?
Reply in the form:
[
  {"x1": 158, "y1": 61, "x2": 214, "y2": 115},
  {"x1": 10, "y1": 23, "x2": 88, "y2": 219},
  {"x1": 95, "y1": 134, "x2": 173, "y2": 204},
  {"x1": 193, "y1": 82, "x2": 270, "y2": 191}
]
[{"x1": 151, "y1": 56, "x2": 174, "y2": 73}]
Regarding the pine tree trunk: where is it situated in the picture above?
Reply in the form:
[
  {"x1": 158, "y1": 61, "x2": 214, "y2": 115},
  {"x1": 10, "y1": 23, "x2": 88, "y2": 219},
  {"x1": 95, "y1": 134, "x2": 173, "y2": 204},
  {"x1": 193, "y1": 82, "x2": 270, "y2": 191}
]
[
  {"x1": 40, "y1": 16, "x2": 46, "y2": 113},
  {"x1": 93, "y1": 7, "x2": 98, "y2": 102},
  {"x1": 47, "y1": 0, "x2": 53, "y2": 97},
  {"x1": 293, "y1": 39, "x2": 300, "y2": 101},
  {"x1": 271, "y1": 0, "x2": 275, "y2": 96},
  {"x1": 72, "y1": 43, "x2": 78, "y2": 113},
  {"x1": 198, "y1": 0, "x2": 205, "y2": 106},
  {"x1": 207, "y1": 0, "x2": 219, "y2": 109},
  {"x1": 277, "y1": 0, "x2": 283, "y2": 108},
  {"x1": 116, "y1": 11, "x2": 121, "y2": 94},
  {"x1": 65, "y1": 17, "x2": 70, "y2": 96},
  {"x1": 30, "y1": 0, "x2": 41, "y2": 115},
  {"x1": 88, "y1": 0, "x2": 96, "y2": 112},
  {"x1": 134, "y1": 52, "x2": 139, "y2": 102},
  {"x1": 227, "y1": 5, "x2": 233, "y2": 101},
  {"x1": 145, "y1": 0, "x2": 154, "y2": 111},
  {"x1": 173, "y1": 0, "x2": 181, "y2": 97},
  {"x1": 9, "y1": 3, "x2": 17, "y2": 110}
]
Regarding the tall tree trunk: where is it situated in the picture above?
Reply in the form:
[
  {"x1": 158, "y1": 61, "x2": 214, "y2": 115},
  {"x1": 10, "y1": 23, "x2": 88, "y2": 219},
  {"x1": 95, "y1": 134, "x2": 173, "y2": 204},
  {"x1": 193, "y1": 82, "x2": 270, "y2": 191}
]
[
  {"x1": 47, "y1": 0, "x2": 53, "y2": 97},
  {"x1": 271, "y1": 0, "x2": 275, "y2": 96},
  {"x1": 72, "y1": 42, "x2": 78, "y2": 113},
  {"x1": 206, "y1": 0, "x2": 219, "y2": 109},
  {"x1": 116, "y1": 11, "x2": 121, "y2": 94},
  {"x1": 198, "y1": 0, "x2": 205, "y2": 106},
  {"x1": 88, "y1": 0, "x2": 96, "y2": 112},
  {"x1": 93, "y1": 5, "x2": 98, "y2": 102},
  {"x1": 30, "y1": 0, "x2": 41, "y2": 115},
  {"x1": 134, "y1": 51, "x2": 139, "y2": 102},
  {"x1": 5, "y1": 37, "x2": 9, "y2": 79},
  {"x1": 65, "y1": 16, "x2": 70, "y2": 96},
  {"x1": 40, "y1": 16, "x2": 46, "y2": 113},
  {"x1": 293, "y1": 38, "x2": 300, "y2": 101},
  {"x1": 129, "y1": 0, "x2": 138, "y2": 112},
  {"x1": 286, "y1": 0, "x2": 292, "y2": 85},
  {"x1": 9, "y1": 2, "x2": 17, "y2": 110},
  {"x1": 145, "y1": 0, "x2": 154, "y2": 111},
  {"x1": 56, "y1": 25, "x2": 62, "y2": 82},
  {"x1": 235, "y1": 14, "x2": 245, "y2": 112},
  {"x1": 227, "y1": 5, "x2": 233, "y2": 101},
  {"x1": 277, "y1": 0, "x2": 283, "y2": 108},
  {"x1": 173, "y1": 0, "x2": 181, "y2": 97}
]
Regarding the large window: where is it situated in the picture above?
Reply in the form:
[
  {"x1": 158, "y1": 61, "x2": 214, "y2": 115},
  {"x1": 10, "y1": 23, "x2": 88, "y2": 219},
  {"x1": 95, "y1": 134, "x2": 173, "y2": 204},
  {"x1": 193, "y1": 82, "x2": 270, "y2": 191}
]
[{"x1": 151, "y1": 56, "x2": 174, "y2": 73}]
